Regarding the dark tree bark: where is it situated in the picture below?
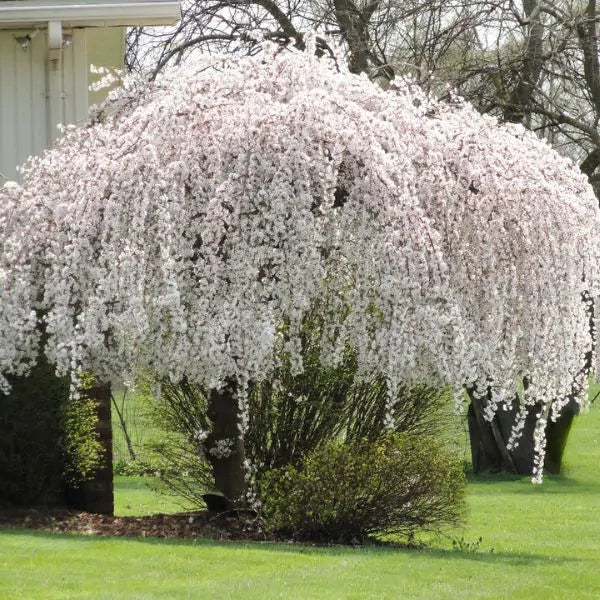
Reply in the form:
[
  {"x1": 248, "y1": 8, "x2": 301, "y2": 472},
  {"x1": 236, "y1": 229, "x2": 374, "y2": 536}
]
[
  {"x1": 502, "y1": 0, "x2": 545, "y2": 125},
  {"x1": 205, "y1": 381, "x2": 246, "y2": 510},
  {"x1": 333, "y1": 0, "x2": 374, "y2": 75},
  {"x1": 467, "y1": 389, "x2": 578, "y2": 476},
  {"x1": 544, "y1": 400, "x2": 578, "y2": 475}
]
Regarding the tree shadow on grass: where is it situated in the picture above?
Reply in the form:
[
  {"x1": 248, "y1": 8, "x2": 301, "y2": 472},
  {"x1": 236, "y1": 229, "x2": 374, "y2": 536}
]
[
  {"x1": 419, "y1": 546, "x2": 579, "y2": 567},
  {"x1": 0, "y1": 527, "x2": 582, "y2": 569},
  {"x1": 467, "y1": 472, "x2": 600, "y2": 495}
]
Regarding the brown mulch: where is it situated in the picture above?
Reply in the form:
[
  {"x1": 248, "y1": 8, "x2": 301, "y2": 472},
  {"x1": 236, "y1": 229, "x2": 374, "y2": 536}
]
[{"x1": 0, "y1": 508, "x2": 278, "y2": 543}]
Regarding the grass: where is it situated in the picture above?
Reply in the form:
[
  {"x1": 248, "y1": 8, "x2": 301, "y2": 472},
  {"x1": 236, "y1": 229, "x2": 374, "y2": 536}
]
[
  {"x1": 1, "y1": 402, "x2": 599, "y2": 598},
  {"x1": 113, "y1": 476, "x2": 194, "y2": 516}
]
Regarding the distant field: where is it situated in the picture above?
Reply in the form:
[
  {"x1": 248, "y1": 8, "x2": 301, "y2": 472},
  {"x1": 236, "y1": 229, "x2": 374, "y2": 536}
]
[{"x1": 1, "y1": 395, "x2": 599, "y2": 599}]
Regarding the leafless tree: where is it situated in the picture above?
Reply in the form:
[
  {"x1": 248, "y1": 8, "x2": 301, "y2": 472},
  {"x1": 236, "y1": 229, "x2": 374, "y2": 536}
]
[
  {"x1": 125, "y1": 0, "x2": 488, "y2": 86},
  {"x1": 430, "y1": 1, "x2": 600, "y2": 193},
  {"x1": 127, "y1": 1, "x2": 600, "y2": 188}
]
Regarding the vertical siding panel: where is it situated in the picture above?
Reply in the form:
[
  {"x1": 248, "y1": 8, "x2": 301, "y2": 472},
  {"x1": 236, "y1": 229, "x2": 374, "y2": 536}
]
[
  {"x1": 46, "y1": 29, "x2": 63, "y2": 146},
  {"x1": 14, "y1": 33, "x2": 33, "y2": 173},
  {"x1": 62, "y1": 33, "x2": 75, "y2": 124},
  {"x1": 30, "y1": 31, "x2": 47, "y2": 161},
  {"x1": 0, "y1": 32, "x2": 7, "y2": 181},
  {"x1": 52, "y1": 30, "x2": 88, "y2": 134},
  {"x1": 0, "y1": 24, "x2": 114, "y2": 183},
  {"x1": 0, "y1": 31, "x2": 48, "y2": 182},
  {"x1": 0, "y1": 32, "x2": 18, "y2": 182}
]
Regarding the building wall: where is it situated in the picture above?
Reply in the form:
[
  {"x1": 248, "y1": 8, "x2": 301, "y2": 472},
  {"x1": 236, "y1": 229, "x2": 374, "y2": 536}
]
[
  {"x1": 0, "y1": 26, "x2": 124, "y2": 182},
  {"x1": 86, "y1": 26, "x2": 125, "y2": 106},
  {"x1": 0, "y1": 28, "x2": 48, "y2": 181}
]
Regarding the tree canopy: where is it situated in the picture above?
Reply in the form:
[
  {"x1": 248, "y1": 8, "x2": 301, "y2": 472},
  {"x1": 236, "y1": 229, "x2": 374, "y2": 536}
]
[{"x1": 1, "y1": 43, "x2": 599, "y2": 479}]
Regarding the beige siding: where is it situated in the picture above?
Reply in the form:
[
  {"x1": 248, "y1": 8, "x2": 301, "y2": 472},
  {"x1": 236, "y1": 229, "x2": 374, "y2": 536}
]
[
  {"x1": 0, "y1": 30, "x2": 47, "y2": 181},
  {"x1": 0, "y1": 27, "x2": 90, "y2": 182},
  {"x1": 62, "y1": 28, "x2": 89, "y2": 125},
  {"x1": 86, "y1": 27, "x2": 125, "y2": 106}
]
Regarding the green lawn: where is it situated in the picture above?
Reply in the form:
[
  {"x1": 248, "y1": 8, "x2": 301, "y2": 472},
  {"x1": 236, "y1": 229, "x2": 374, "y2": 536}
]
[
  {"x1": 1, "y1": 402, "x2": 599, "y2": 599},
  {"x1": 113, "y1": 476, "x2": 194, "y2": 516},
  {"x1": 111, "y1": 387, "x2": 166, "y2": 468}
]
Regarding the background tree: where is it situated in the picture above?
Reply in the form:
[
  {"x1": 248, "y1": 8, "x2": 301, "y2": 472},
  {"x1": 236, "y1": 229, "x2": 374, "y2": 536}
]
[
  {"x1": 125, "y1": 0, "x2": 487, "y2": 84},
  {"x1": 125, "y1": 0, "x2": 600, "y2": 179}
]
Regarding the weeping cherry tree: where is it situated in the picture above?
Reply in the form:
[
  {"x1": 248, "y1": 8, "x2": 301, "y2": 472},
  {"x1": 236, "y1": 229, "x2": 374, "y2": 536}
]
[{"x1": 1, "y1": 41, "x2": 599, "y2": 505}]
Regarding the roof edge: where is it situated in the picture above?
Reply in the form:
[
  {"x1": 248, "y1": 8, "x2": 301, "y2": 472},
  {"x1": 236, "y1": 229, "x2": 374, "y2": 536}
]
[{"x1": 0, "y1": 1, "x2": 181, "y2": 27}]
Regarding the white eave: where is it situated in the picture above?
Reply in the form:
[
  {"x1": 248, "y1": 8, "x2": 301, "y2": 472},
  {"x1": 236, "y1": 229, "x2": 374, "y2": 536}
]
[{"x1": 0, "y1": 0, "x2": 181, "y2": 28}]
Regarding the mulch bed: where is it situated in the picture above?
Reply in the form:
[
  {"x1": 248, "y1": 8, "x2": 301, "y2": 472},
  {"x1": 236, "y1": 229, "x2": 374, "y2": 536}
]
[{"x1": 0, "y1": 508, "x2": 278, "y2": 543}]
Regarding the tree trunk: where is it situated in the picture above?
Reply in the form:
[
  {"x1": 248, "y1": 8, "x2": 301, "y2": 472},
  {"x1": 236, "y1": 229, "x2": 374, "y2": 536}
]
[
  {"x1": 544, "y1": 401, "x2": 577, "y2": 474},
  {"x1": 205, "y1": 382, "x2": 246, "y2": 510},
  {"x1": 467, "y1": 391, "x2": 578, "y2": 476},
  {"x1": 502, "y1": 0, "x2": 545, "y2": 125},
  {"x1": 66, "y1": 381, "x2": 114, "y2": 515}
]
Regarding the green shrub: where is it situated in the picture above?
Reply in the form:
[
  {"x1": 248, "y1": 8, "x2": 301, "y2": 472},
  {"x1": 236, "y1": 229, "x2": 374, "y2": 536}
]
[
  {"x1": 0, "y1": 358, "x2": 69, "y2": 506},
  {"x1": 260, "y1": 433, "x2": 466, "y2": 544},
  {"x1": 245, "y1": 368, "x2": 450, "y2": 479},
  {"x1": 0, "y1": 359, "x2": 105, "y2": 506},
  {"x1": 149, "y1": 313, "x2": 460, "y2": 510},
  {"x1": 154, "y1": 373, "x2": 451, "y2": 508},
  {"x1": 113, "y1": 459, "x2": 157, "y2": 477},
  {"x1": 62, "y1": 394, "x2": 104, "y2": 485}
]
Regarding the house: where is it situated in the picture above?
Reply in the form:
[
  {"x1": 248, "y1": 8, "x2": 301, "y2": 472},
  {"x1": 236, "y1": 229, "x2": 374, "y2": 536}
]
[{"x1": 0, "y1": 0, "x2": 180, "y2": 182}]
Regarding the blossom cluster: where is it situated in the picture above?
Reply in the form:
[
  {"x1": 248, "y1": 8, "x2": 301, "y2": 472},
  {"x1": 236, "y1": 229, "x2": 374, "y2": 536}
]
[
  {"x1": 207, "y1": 438, "x2": 235, "y2": 459},
  {"x1": 1, "y1": 42, "x2": 599, "y2": 479}
]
